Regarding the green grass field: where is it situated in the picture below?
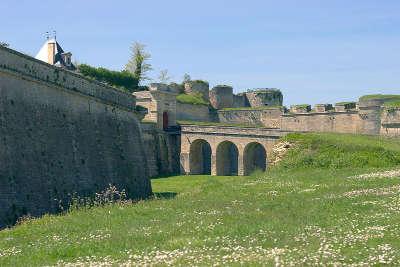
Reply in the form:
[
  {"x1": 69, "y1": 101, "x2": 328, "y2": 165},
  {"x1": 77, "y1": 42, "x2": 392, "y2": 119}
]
[{"x1": 1, "y1": 133, "x2": 400, "y2": 266}]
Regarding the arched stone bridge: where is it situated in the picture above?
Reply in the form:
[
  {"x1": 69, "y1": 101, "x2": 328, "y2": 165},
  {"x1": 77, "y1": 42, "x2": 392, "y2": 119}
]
[{"x1": 180, "y1": 125, "x2": 288, "y2": 176}]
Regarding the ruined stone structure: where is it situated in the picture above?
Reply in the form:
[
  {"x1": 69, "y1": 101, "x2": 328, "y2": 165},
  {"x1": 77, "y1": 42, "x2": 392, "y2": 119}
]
[
  {"x1": 209, "y1": 85, "x2": 234, "y2": 109},
  {"x1": 209, "y1": 86, "x2": 283, "y2": 110},
  {"x1": 133, "y1": 83, "x2": 178, "y2": 130},
  {"x1": 184, "y1": 80, "x2": 209, "y2": 101},
  {"x1": 0, "y1": 46, "x2": 152, "y2": 227}
]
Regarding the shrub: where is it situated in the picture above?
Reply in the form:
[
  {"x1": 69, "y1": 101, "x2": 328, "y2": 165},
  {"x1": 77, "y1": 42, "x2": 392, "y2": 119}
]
[
  {"x1": 190, "y1": 80, "x2": 209, "y2": 86},
  {"x1": 78, "y1": 64, "x2": 139, "y2": 93},
  {"x1": 69, "y1": 184, "x2": 128, "y2": 211}
]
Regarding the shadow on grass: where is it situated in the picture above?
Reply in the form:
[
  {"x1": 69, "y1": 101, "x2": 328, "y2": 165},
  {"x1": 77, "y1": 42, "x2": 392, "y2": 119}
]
[{"x1": 152, "y1": 192, "x2": 177, "y2": 199}]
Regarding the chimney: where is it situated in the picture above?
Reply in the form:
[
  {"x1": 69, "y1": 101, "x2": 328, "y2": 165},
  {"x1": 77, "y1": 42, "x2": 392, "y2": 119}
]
[{"x1": 47, "y1": 41, "x2": 55, "y2": 65}]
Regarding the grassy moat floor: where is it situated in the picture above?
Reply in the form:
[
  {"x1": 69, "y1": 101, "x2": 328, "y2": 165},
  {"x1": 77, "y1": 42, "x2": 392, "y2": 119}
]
[{"x1": 2, "y1": 133, "x2": 400, "y2": 266}]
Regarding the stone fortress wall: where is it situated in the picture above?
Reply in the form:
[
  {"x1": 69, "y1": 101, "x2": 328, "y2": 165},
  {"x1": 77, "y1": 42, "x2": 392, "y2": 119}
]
[
  {"x1": 145, "y1": 80, "x2": 399, "y2": 136},
  {"x1": 0, "y1": 46, "x2": 153, "y2": 227}
]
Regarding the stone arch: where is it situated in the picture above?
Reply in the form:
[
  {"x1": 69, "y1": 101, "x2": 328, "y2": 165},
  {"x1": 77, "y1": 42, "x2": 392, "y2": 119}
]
[
  {"x1": 189, "y1": 139, "x2": 212, "y2": 175},
  {"x1": 216, "y1": 141, "x2": 239, "y2": 176},
  {"x1": 243, "y1": 142, "x2": 267, "y2": 175}
]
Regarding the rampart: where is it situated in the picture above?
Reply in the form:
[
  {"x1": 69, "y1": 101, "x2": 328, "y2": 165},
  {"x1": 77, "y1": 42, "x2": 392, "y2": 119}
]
[
  {"x1": 141, "y1": 122, "x2": 180, "y2": 177},
  {"x1": 0, "y1": 46, "x2": 152, "y2": 227}
]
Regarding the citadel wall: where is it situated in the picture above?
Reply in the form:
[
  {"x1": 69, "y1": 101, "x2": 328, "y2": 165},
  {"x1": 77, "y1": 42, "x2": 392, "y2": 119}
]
[
  {"x1": 0, "y1": 46, "x2": 151, "y2": 227},
  {"x1": 141, "y1": 123, "x2": 180, "y2": 177},
  {"x1": 244, "y1": 89, "x2": 283, "y2": 107},
  {"x1": 217, "y1": 107, "x2": 283, "y2": 128},
  {"x1": 281, "y1": 111, "x2": 362, "y2": 133},
  {"x1": 176, "y1": 102, "x2": 212, "y2": 122},
  {"x1": 209, "y1": 85, "x2": 233, "y2": 109}
]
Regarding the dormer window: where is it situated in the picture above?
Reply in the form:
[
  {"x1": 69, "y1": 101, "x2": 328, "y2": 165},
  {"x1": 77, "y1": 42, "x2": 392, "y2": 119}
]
[{"x1": 61, "y1": 52, "x2": 72, "y2": 67}]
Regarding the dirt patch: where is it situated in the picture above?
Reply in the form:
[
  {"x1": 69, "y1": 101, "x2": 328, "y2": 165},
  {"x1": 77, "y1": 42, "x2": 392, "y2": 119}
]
[{"x1": 271, "y1": 141, "x2": 294, "y2": 165}]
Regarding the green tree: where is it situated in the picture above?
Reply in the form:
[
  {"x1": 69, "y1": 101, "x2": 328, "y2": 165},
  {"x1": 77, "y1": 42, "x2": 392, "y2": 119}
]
[
  {"x1": 0, "y1": 42, "x2": 9, "y2": 47},
  {"x1": 158, "y1": 69, "x2": 171, "y2": 83},
  {"x1": 125, "y1": 42, "x2": 152, "y2": 84},
  {"x1": 183, "y1": 73, "x2": 191, "y2": 84}
]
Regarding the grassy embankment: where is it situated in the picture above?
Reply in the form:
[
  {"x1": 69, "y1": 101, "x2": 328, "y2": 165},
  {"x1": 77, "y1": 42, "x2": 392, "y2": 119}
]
[
  {"x1": 176, "y1": 92, "x2": 208, "y2": 106},
  {"x1": 1, "y1": 133, "x2": 400, "y2": 265},
  {"x1": 360, "y1": 94, "x2": 400, "y2": 108}
]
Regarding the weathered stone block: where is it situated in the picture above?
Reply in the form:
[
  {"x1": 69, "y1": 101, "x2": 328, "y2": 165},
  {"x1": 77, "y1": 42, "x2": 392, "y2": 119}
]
[
  {"x1": 244, "y1": 89, "x2": 283, "y2": 107},
  {"x1": 290, "y1": 104, "x2": 311, "y2": 113},
  {"x1": 335, "y1": 102, "x2": 356, "y2": 112},
  {"x1": 314, "y1": 104, "x2": 333, "y2": 112},
  {"x1": 210, "y1": 85, "x2": 234, "y2": 109}
]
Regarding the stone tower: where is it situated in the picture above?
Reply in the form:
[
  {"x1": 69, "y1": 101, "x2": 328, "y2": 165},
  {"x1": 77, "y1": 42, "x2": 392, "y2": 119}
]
[
  {"x1": 184, "y1": 80, "x2": 209, "y2": 101},
  {"x1": 209, "y1": 85, "x2": 233, "y2": 109}
]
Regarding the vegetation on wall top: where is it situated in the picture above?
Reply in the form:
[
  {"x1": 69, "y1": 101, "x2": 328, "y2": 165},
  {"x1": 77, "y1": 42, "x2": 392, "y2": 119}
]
[
  {"x1": 359, "y1": 95, "x2": 400, "y2": 110},
  {"x1": 335, "y1": 101, "x2": 356, "y2": 105},
  {"x1": 187, "y1": 79, "x2": 209, "y2": 85},
  {"x1": 291, "y1": 104, "x2": 311, "y2": 108},
  {"x1": 214, "y1": 84, "x2": 232, "y2": 88},
  {"x1": 176, "y1": 92, "x2": 209, "y2": 105},
  {"x1": 384, "y1": 100, "x2": 400, "y2": 109},
  {"x1": 246, "y1": 88, "x2": 282, "y2": 94},
  {"x1": 359, "y1": 94, "x2": 400, "y2": 102},
  {"x1": 78, "y1": 64, "x2": 139, "y2": 93}
]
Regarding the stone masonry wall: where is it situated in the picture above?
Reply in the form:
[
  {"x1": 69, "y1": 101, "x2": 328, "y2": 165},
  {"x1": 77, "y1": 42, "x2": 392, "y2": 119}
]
[
  {"x1": 245, "y1": 90, "x2": 283, "y2": 107},
  {"x1": 217, "y1": 108, "x2": 283, "y2": 128},
  {"x1": 232, "y1": 94, "x2": 247, "y2": 108},
  {"x1": 141, "y1": 123, "x2": 181, "y2": 177},
  {"x1": 281, "y1": 111, "x2": 362, "y2": 133},
  {"x1": 209, "y1": 85, "x2": 233, "y2": 109},
  {"x1": 0, "y1": 47, "x2": 152, "y2": 227},
  {"x1": 176, "y1": 102, "x2": 212, "y2": 122}
]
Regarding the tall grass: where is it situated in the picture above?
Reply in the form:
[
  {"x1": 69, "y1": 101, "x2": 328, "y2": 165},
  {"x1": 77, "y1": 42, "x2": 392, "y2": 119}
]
[{"x1": 279, "y1": 133, "x2": 400, "y2": 170}]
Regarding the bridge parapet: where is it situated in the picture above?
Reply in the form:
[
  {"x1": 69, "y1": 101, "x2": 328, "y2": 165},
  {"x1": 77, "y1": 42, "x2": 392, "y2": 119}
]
[{"x1": 180, "y1": 124, "x2": 288, "y2": 176}]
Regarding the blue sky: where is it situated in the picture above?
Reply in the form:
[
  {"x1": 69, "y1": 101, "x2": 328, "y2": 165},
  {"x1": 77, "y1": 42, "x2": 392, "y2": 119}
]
[{"x1": 2, "y1": 0, "x2": 399, "y2": 105}]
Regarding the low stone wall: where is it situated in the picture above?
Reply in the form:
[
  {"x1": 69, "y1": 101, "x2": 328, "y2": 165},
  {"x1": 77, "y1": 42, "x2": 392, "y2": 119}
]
[
  {"x1": 0, "y1": 47, "x2": 151, "y2": 227},
  {"x1": 281, "y1": 111, "x2": 362, "y2": 134},
  {"x1": 176, "y1": 102, "x2": 212, "y2": 122},
  {"x1": 217, "y1": 108, "x2": 283, "y2": 128},
  {"x1": 218, "y1": 110, "x2": 264, "y2": 125},
  {"x1": 141, "y1": 123, "x2": 181, "y2": 177}
]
